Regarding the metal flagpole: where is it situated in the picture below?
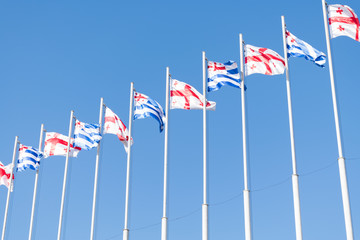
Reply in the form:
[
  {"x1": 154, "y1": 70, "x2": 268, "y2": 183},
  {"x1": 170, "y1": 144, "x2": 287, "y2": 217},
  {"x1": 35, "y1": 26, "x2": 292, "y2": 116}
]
[
  {"x1": 57, "y1": 110, "x2": 75, "y2": 240},
  {"x1": 239, "y1": 33, "x2": 252, "y2": 240},
  {"x1": 1, "y1": 136, "x2": 19, "y2": 240},
  {"x1": 123, "y1": 82, "x2": 134, "y2": 240},
  {"x1": 202, "y1": 51, "x2": 208, "y2": 240},
  {"x1": 321, "y1": 1, "x2": 354, "y2": 239},
  {"x1": 161, "y1": 67, "x2": 170, "y2": 240},
  {"x1": 281, "y1": 16, "x2": 303, "y2": 240},
  {"x1": 90, "y1": 98, "x2": 104, "y2": 240},
  {"x1": 28, "y1": 124, "x2": 45, "y2": 240}
]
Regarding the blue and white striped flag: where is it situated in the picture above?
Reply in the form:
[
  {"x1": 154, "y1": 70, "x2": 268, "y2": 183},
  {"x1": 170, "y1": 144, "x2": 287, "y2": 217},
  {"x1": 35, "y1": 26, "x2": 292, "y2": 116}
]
[
  {"x1": 207, "y1": 60, "x2": 241, "y2": 92},
  {"x1": 286, "y1": 30, "x2": 326, "y2": 67},
  {"x1": 73, "y1": 120, "x2": 102, "y2": 150},
  {"x1": 17, "y1": 144, "x2": 43, "y2": 171},
  {"x1": 134, "y1": 92, "x2": 166, "y2": 132}
]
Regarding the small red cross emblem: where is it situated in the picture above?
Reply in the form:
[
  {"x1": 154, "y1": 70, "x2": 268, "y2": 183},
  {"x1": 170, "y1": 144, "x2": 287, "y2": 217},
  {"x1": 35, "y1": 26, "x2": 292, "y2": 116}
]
[
  {"x1": 338, "y1": 25, "x2": 345, "y2": 31},
  {"x1": 336, "y1": 7, "x2": 343, "y2": 14}
]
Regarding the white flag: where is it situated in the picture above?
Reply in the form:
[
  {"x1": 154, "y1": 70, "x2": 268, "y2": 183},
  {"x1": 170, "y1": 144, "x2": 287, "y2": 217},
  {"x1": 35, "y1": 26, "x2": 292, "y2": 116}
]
[
  {"x1": 245, "y1": 44, "x2": 285, "y2": 76},
  {"x1": 170, "y1": 79, "x2": 216, "y2": 110},
  {"x1": 328, "y1": 4, "x2": 360, "y2": 42},
  {"x1": 43, "y1": 132, "x2": 81, "y2": 158}
]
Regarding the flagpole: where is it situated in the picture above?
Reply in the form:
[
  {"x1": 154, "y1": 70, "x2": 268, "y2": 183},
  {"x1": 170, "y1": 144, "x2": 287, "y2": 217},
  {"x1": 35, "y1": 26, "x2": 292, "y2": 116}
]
[
  {"x1": 321, "y1": 1, "x2": 354, "y2": 239},
  {"x1": 161, "y1": 67, "x2": 170, "y2": 240},
  {"x1": 28, "y1": 124, "x2": 45, "y2": 240},
  {"x1": 281, "y1": 16, "x2": 303, "y2": 240},
  {"x1": 90, "y1": 98, "x2": 104, "y2": 240},
  {"x1": 123, "y1": 82, "x2": 134, "y2": 240},
  {"x1": 202, "y1": 51, "x2": 208, "y2": 240},
  {"x1": 1, "y1": 136, "x2": 19, "y2": 240},
  {"x1": 57, "y1": 110, "x2": 75, "y2": 240},
  {"x1": 239, "y1": 33, "x2": 252, "y2": 240}
]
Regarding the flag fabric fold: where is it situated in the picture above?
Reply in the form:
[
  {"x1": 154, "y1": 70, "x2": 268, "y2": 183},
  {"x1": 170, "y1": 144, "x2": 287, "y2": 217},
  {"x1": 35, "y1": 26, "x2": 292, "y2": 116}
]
[
  {"x1": 286, "y1": 30, "x2": 326, "y2": 67},
  {"x1": 134, "y1": 92, "x2": 166, "y2": 132},
  {"x1": 245, "y1": 44, "x2": 285, "y2": 76},
  {"x1": 328, "y1": 4, "x2": 360, "y2": 42},
  {"x1": 103, "y1": 107, "x2": 133, "y2": 151},
  {"x1": 43, "y1": 132, "x2": 82, "y2": 158},
  {"x1": 170, "y1": 79, "x2": 216, "y2": 110},
  {"x1": 0, "y1": 162, "x2": 14, "y2": 189},
  {"x1": 207, "y1": 60, "x2": 241, "y2": 92},
  {"x1": 73, "y1": 120, "x2": 102, "y2": 150},
  {"x1": 17, "y1": 144, "x2": 43, "y2": 171}
]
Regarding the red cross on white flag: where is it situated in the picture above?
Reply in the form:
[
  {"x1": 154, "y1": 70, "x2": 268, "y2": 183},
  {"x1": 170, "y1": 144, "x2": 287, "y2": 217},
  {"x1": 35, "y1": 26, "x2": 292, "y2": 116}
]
[
  {"x1": 103, "y1": 107, "x2": 133, "y2": 152},
  {"x1": 43, "y1": 132, "x2": 81, "y2": 158},
  {"x1": 170, "y1": 79, "x2": 216, "y2": 110},
  {"x1": 0, "y1": 162, "x2": 14, "y2": 189},
  {"x1": 328, "y1": 4, "x2": 360, "y2": 42},
  {"x1": 245, "y1": 44, "x2": 285, "y2": 76}
]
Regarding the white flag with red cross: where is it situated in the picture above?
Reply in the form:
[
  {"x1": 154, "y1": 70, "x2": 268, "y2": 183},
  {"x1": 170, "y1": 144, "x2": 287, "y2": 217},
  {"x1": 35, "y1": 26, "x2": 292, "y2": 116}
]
[
  {"x1": 43, "y1": 132, "x2": 82, "y2": 158},
  {"x1": 245, "y1": 44, "x2": 285, "y2": 76},
  {"x1": 103, "y1": 107, "x2": 133, "y2": 152},
  {"x1": 0, "y1": 162, "x2": 14, "y2": 189},
  {"x1": 328, "y1": 4, "x2": 360, "y2": 42},
  {"x1": 170, "y1": 79, "x2": 216, "y2": 110}
]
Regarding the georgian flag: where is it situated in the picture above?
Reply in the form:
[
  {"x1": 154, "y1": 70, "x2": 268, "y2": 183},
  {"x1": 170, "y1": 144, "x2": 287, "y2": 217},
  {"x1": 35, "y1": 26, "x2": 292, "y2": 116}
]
[
  {"x1": 43, "y1": 132, "x2": 82, "y2": 158},
  {"x1": 134, "y1": 92, "x2": 166, "y2": 132},
  {"x1": 17, "y1": 144, "x2": 43, "y2": 171},
  {"x1": 73, "y1": 120, "x2": 102, "y2": 150},
  {"x1": 245, "y1": 44, "x2": 285, "y2": 76},
  {"x1": 0, "y1": 162, "x2": 14, "y2": 189},
  {"x1": 328, "y1": 4, "x2": 360, "y2": 42},
  {"x1": 207, "y1": 60, "x2": 241, "y2": 92},
  {"x1": 103, "y1": 107, "x2": 133, "y2": 152},
  {"x1": 170, "y1": 79, "x2": 216, "y2": 110},
  {"x1": 286, "y1": 30, "x2": 326, "y2": 67}
]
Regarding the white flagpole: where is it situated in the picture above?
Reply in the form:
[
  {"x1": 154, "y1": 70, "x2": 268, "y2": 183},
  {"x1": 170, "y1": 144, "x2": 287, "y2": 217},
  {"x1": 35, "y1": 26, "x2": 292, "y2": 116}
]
[
  {"x1": 321, "y1": 1, "x2": 354, "y2": 239},
  {"x1": 161, "y1": 67, "x2": 170, "y2": 240},
  {"x1": 239, "y1": 33, "x2": 252, "y2": 240},
  {"x1": 123, "y1": 82, "x2": 134, "y2": 240},
  {"x1": 90, "y1": 98, "x2": 104, "y2": 240},
  {"x1": 281, "y1": 16, "x2": 303, "y2": 240},
  {"x1": 57, "y1": 110, "x2": 75, "y2": 240},
  {"x1": 28, "y1": 124, "x2": 45, "y2": 240},
  {"x1": 202, "y1": 51, "x2": 208, "y2": 240},
  {"x1": 1, "y1": 136, "x2": 19, "y2": 240}
]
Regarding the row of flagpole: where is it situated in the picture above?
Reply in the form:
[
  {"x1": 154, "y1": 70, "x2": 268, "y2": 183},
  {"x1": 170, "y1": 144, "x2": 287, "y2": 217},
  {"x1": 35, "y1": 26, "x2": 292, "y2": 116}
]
[{"x1": 1, "y1": 1, "x2": 358, "y2": 239}]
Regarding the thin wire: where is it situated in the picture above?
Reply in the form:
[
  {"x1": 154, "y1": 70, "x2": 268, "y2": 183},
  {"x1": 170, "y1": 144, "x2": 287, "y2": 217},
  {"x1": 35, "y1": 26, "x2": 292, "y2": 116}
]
[{"x1": 102, "y1": 157, "x2": 358, "y2": 239}]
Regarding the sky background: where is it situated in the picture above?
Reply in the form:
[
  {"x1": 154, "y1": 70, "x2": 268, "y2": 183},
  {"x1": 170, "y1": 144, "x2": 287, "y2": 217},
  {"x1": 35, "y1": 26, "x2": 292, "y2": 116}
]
[{"x1": 0, "y1": 0, "x2": 360, "y2": 239}]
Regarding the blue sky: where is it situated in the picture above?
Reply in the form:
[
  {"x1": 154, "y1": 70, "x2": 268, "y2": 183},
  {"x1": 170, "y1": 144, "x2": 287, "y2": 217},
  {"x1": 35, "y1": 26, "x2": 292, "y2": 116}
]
[{"x1": 0, "y1": 0, "x2": 360, "y2": 239}]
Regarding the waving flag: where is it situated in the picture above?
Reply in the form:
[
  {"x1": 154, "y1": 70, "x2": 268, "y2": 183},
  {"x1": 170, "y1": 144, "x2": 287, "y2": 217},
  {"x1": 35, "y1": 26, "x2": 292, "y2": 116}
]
[
  {"x1": 134, "y1": 92, "x2": 166, "y2": 132},
  {"x1": 17, "y1": 145, "x2": 43, "y2": 171},
  {"x1": 73, "y1": 120, "x2": 102, "y2": 150},
  {"x1": 43, "y1": 132, "x2": 81, "y2": 158},
  {"x1": 328, "y1": 4, "x2": 360, "y2": 42},
  {"x1": 103, "y1": 107, "x2": 133, "y2": 152},
  {"x1": 207, "y1": 60, "x2": 241, "y2": 92},
  {"x1": 286, "y1": 30, "x2": 326, "y2": 67},
  {"x1": 245, "y1": 44, "x2": 285, "y2": 76},
  {"x1": 0, "y1": 162, "x2": 14, "y2": 189},
  {"x1": 170, "y1": 79, "x2": 216, "y2": 110}
]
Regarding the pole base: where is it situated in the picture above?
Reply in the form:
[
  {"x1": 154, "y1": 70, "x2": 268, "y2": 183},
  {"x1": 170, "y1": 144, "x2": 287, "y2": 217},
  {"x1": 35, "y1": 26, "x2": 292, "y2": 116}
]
[{"x1": 123, "y1": 229, "x2": 129, "y2": 240}]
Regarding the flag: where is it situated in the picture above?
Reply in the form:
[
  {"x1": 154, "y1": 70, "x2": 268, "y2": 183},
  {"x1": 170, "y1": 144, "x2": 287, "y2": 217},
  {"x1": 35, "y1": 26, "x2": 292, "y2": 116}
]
[
  {"x1": 103, "y1": 107, "x2": 133, "y2": 151},
  {"x1": 0, "y1": 162, "x2": 14, "y2": 189},
  {"x1": 207, "y1": 60, "x2": 241, "y2": 92},
  {"x1": 328, "y1": 4, "x2": 360, "y2": 42},
  {"x1": 73, "y1": 120, "x2": 102, "y2": 150},
  {"x1": 170, "y1": 79, "x2": 216, "y2": 110},
  {"x1": 43, "y1": 132, "x2": 82, "y2": 158},
  {"x1": 245, "y1": 44, "x2": 285, "y2": 76},
  {"x1": 134, "y1": 92, "x2": 166, "y2": 132},
  {"x1": 17, "y1": 144, "x2": 43, "y2": 171},
  {"x1": 286, "y1": 30, "x2": 326, "y2": 67}
]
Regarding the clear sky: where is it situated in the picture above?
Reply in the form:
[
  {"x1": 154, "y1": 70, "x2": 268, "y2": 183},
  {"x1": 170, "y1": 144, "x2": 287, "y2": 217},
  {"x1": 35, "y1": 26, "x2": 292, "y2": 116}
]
[{"x1": 0, "y1": 0, "x2": 359, "y2": 239}]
